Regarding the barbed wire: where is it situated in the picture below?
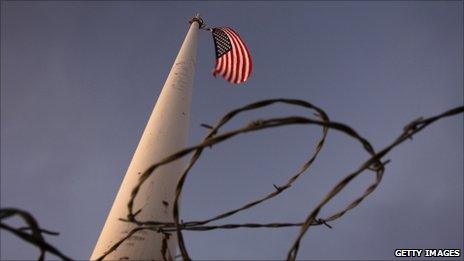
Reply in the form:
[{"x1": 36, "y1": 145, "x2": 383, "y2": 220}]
[
  {"x1": 0, "y1": 208, "x2": 72, "y2": 260},
  {"x1": 1, "y1": 98, "x2": 462, "y2": 261},
  {"x1": 97, "y1": 98, "x2": 463, "y2": 261}
]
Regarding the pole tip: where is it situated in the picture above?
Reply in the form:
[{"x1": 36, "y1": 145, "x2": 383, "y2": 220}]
[{"x1": 189, "y1": 13, "x2": 204, "y2": 28}]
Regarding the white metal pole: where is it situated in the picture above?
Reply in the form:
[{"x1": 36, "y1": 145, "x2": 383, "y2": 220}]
[{"x1": 91, "y1": 15, "x2": 201, "y2": 260}]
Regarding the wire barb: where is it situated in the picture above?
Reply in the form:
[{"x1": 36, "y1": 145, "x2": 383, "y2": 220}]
[{"x1": 317, "y1": 219, "x2": 333, "y2": 229}]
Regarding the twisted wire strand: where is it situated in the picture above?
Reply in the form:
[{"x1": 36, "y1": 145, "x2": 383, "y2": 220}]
[{"x1": 0, "y1": 208, "x2": 72, "y2": 260}]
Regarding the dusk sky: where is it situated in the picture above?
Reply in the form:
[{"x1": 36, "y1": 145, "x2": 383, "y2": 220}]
[{"x1": 1, "y1": 1, "x2": 463, "y2": 260}]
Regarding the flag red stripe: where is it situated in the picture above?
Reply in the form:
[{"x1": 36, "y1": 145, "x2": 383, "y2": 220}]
[
  {"x1": 217, "y1": 57, "x2": 222, "y2": 72},
  {"x1": 225, "y1": 50, "x2": 231, "y2": 80},
  {"x1": 222, "y1": 55, "x2": 226, "y2": 73},
  {"x1": 222, "y1": 54, "x2": 227, "y2": 76},
  {"x1": 215, "y1": 58, "x2": 220, "y2": 75}
]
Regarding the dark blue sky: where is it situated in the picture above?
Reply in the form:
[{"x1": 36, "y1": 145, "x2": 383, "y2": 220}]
[{"x1": 1, "y1": 1, "x2": 463, "y2": 260}]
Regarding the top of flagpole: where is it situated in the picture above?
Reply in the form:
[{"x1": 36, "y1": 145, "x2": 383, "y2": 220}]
[{"x1": 189, "y1": 13, "x2": 204, "y2": 29}]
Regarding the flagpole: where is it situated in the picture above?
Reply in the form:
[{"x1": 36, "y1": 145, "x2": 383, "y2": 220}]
[{"x1": 91, "y1": 14, "x2": 202, "y2": 260}]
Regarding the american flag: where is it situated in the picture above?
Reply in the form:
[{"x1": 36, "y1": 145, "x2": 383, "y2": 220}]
[{"x1": 211, "y1": 27, "x2": 252, "y2": 84}]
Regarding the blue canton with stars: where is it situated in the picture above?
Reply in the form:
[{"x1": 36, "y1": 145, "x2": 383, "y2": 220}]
[{"x1": 212, "y1": 28, "x2": 232, "y2": 59}]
